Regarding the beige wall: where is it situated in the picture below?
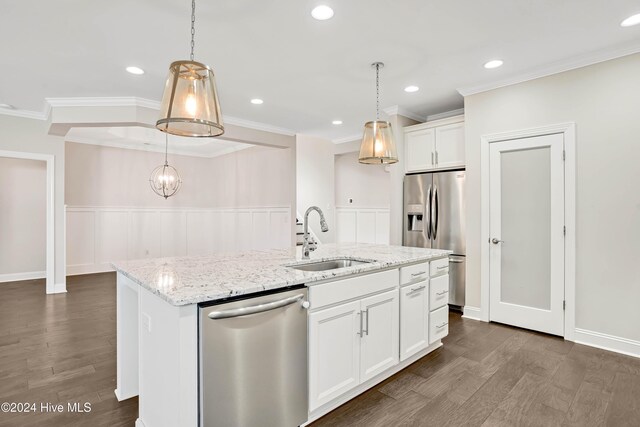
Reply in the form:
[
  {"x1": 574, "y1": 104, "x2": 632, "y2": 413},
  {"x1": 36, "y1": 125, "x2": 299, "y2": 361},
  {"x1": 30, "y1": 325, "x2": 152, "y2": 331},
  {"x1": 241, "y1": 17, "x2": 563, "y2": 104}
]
[
  {"x1": 296, "y1": 134, "x2": 335, "y2": 243},
  {"x1": 0, "y1": 115, "x2": 66, "y2": 287},
  {"x1": 464, "y1": 53, "x2": 640, "y2": 341},
  {"x1": 0, "y1": 158, "x2": 46, "y2": 277},
  {"x1": 334, "y1": 151, "x2": 390, "y2": 208},
  {"x1": 65, "y1": 142, "x2": 295, "y2": 209}
]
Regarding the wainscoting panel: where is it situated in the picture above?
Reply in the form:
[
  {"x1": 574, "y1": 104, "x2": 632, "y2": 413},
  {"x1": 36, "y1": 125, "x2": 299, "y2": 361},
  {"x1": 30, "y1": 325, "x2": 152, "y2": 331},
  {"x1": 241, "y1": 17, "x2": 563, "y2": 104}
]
[
  {"x1": 66, "y1": 206, "x2": 292, "y2": 276},
  {"x1": 335, "y1": 207, "x2": 390, "y2": 245}
]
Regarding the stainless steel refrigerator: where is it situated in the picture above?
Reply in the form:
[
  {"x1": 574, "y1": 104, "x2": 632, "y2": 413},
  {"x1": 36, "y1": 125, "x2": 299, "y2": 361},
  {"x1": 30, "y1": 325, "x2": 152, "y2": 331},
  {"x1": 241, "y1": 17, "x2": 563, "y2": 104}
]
[{"x1": 403, "y1": 170, "x2": 466, "y2": 308}]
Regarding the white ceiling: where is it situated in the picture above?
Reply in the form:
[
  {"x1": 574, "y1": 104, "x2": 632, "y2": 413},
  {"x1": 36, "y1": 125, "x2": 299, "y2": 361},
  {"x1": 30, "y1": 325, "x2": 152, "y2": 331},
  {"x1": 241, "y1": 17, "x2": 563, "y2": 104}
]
[
  {"x1": 1, "y1": 0, "x2": 639, "y2": 141},
  {"x1": 66, "y1": 126, "x2": 251, "y2": 158}
]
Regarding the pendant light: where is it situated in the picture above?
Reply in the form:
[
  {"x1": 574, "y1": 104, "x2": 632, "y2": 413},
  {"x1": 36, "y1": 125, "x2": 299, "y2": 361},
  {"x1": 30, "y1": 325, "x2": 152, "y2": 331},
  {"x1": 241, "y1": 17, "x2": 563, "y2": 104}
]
[
  {"x1": 156, "y1": 0, "x2": 224, "y2": 137},
  {"x1": 150, "y1": 134, "x2": 183, "y2": 199},
  {"x1": 359, "y1": 62, "x2": 398, "y2": 164}
]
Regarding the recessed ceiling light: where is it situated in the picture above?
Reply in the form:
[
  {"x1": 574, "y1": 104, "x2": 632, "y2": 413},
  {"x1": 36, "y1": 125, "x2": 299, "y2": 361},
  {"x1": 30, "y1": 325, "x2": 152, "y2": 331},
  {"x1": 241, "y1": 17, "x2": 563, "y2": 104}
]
[
  {"x1": 126, "y1": 66, "x2": 145, "y2": 75},
  {"x1": 621, "y1": 13, "x2": 640, "y2": 27},
  {"x1": 484, "y1": 59, "x2": 504, "y2": 69},
  {"x1": 311, "y1": 5, "x2": 334, "y2": 20},
  {"x1": 250, "y1": 98, "x2": 264, "y2": 105},
  {"x1": 332, "y1": 120, "x2": 343, "y2": 125},
  {"x1": 404, "y1": 85, "x2": 420, "y2": 93}
]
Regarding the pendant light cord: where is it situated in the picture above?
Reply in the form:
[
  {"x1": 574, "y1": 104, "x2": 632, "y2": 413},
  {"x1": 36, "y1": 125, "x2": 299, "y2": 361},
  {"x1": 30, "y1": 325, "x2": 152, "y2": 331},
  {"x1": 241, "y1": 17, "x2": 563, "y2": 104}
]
[
  {"x1": 164, "y1": 133, "x2": 169, "y2": 166},
  {"x1": 190, "y1": 0, "x2": 196, "y2": 60},
  {"x1": 375, "y1": 63, "x2": 380, "y2": 120}
]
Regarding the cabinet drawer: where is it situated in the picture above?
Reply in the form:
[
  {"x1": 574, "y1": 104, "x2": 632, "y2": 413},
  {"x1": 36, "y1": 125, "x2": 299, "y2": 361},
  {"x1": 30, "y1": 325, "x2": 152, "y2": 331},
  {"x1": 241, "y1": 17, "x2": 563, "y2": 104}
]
[
  {"x1": 309, "y1": 269, "x2": 399, "y2": 310},
  {"x1": 429, "y1": 306, "x2": 449, "y2": 344},
  {"x1": 429, "y1": 274, "x2": 449, "y2": 311},
  {"x1": 400, "y1": 262, "x2": 429, "y2": 285},
  {"x1": 430, "y1": 257, "x2": 449, "y2": 276}
]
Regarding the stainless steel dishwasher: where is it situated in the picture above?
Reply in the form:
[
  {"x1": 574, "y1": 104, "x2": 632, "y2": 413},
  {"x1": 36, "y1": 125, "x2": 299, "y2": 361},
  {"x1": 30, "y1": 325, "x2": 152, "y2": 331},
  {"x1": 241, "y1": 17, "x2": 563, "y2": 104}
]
[{"x1": 199, "y1": 286, "x2": 309, "y2": 427}]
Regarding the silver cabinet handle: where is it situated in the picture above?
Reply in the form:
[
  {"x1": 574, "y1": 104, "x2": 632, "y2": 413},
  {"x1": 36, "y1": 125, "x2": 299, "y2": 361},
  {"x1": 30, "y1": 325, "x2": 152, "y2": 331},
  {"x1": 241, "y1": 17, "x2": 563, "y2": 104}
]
[
  {"x1": 208, "y1": 293, "x2": 304, "y2": 319},
  {"x1": 436, "y1": 322, "x2": 448, "y2": 329},
  {"x1": 409, "y1": 285, "x2": 426, "y2": 294},
  {"x1": 357, "y1": 311, "x2": 363, "y2": 336},
  {"x1": 437, "y1": 265, "x2": 448, "y2": 270},
  {"x1": 431, "y1": 152, "x2": 434, "y2": 165},
  {"x1": 491, "y1": 238, "x2": 504, "y2": 244},
  {"x1": 411, "y1": 271, "x2": 427, "y2": 277},
  {"x1": 436, "y1": 290, "x2": 448, "y2": 296},
  {"x1": 435, "y1": 151, "x2": 439, "y2": 165},
  {"x1": 363, "y1": 309, "x2": 369, "y2": 336}
]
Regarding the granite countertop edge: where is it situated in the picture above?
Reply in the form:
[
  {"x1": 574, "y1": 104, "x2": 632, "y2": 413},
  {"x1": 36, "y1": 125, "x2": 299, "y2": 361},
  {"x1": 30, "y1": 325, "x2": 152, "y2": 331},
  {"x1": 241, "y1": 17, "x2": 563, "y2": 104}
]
[{"x1": 112, "y1": 244, "x2": 452, "y2": 307}]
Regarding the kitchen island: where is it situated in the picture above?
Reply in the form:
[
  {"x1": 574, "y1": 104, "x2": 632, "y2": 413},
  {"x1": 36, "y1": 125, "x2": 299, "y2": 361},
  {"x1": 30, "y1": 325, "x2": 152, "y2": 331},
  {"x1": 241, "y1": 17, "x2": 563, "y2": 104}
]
[{"x1": 114, "y1": 243, "x2": 451, "y2": 427}]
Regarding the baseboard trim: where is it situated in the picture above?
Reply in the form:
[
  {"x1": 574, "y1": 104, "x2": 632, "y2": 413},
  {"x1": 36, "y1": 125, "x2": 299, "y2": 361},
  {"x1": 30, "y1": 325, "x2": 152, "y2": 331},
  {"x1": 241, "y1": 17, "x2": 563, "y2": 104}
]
[
  {"x1": 574, "y1": 328, "x2": 640, "y2": 359},
  {"x1": 462, "y1": 305, "x2": 483, "y2": 321},
  {"x1": 0, "y1": 271, "x2": 46, "y2": 283},
  {"x1": 135, "y1": 419, "x2": 147, "y2": 427},
  {"x1": 47, "y1": 283, "x2": 67, "y2": 294},
  {"x1": 66, "y1": 263, "x2": 114, "y2": 276}
]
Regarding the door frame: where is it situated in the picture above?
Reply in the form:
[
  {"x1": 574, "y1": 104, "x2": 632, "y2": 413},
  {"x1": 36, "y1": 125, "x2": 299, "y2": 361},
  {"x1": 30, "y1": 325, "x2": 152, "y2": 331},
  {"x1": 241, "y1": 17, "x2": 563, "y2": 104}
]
[
  {"x1": 479, "y1": 123, "x2": 576, "y2": 341},
  {"x1": 0, "y1": 150, "x2": 57, "y2": 294}
]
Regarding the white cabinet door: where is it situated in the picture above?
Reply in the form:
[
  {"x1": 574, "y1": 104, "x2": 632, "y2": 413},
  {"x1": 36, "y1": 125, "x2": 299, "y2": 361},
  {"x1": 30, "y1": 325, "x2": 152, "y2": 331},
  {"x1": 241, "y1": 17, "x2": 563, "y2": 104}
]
[
  {"x1": 309, "y1": 300, "x2": 361, "y2": 411},
  {"x1": 400, "y1": 282, "x2": 429, "y2": 361},
  {"x1": 359, "y1": 290, "x2": 399, "y2": 382},
  {"x1": 405, "y1": 128, "x2": 436, "y2": 172},
  {"x1": 434, "y1": 122, "x2": 465, "y2": 169},
  {"x1": 429, "y1": 274, "x2": 449, "y2": 311}
]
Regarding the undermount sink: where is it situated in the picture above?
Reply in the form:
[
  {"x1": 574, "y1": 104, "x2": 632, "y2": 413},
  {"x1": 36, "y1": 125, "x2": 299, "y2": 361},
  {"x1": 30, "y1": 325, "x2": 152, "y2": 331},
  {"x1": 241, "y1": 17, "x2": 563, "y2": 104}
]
[{"x1": 287, "y1": 258, "x2": 371, "y2": 272}]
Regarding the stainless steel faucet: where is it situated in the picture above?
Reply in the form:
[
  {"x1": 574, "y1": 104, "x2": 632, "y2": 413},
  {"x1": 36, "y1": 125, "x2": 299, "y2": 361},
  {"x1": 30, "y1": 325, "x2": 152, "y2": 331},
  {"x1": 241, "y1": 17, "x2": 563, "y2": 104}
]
[{"x1": 302, "y1": 206, "x2": 329, "y2": 259}]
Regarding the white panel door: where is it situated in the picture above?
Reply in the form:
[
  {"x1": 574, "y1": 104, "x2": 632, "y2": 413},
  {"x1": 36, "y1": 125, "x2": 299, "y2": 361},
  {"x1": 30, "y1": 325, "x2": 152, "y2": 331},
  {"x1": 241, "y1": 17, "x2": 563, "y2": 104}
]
[
  {"x1": 336, "y1": 210, "x2": 357, "y2": 243},
  {"x1": 405, "y1": 128, "x2": 436, "y2": 172},
  {"x1": 489, "y1": 133, "x2": 565, "y2": 336},
  {"x1": 309, "y1": 300, "x2": 361, "y2": 411},
  {"x1": 434, "y1": 122, "x2": 465, "y2": 169},
  {"x1": 400, "y1": 282, "x2": 429, "y2": 361},
  {"x1": 359, "y1": 290, "x2": 399, "y2": 382},
  {"x1": 356, "y1": 211, "x2": 376, "y2": 244}
]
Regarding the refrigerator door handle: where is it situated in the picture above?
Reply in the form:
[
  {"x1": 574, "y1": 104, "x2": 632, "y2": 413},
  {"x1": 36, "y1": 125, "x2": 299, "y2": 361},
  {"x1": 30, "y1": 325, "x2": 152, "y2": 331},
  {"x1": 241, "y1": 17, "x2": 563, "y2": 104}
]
[
  {"x1": 432, "y1": 185, "x2": 438, "y2": 240},
  {"x1": 426, "y1": 185, "x2": 432, "y2": 240}
]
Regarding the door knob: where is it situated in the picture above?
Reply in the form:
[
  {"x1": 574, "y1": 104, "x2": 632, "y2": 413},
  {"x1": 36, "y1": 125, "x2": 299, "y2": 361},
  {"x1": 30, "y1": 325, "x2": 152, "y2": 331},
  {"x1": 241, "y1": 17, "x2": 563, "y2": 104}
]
[{"x1": 491, "y1": 238, "x2": 504, "y2": 244}]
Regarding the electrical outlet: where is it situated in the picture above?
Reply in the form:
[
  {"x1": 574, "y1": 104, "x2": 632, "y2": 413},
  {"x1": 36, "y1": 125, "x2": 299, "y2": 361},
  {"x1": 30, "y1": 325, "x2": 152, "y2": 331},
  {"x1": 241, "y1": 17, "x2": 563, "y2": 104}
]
[{"x1": 142, "y1": 313, "x2": 151, "y2": 333}]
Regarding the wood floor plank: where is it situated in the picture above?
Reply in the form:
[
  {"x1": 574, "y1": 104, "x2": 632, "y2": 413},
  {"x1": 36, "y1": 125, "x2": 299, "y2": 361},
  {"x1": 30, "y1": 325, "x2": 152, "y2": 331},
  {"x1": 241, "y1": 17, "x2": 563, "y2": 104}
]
[
  {"x1": 563, "y1": 381, "x2": 611, "y2": 427},
  {"x1": 603, "y1": 372, "x2": 640, "y2": 427}
]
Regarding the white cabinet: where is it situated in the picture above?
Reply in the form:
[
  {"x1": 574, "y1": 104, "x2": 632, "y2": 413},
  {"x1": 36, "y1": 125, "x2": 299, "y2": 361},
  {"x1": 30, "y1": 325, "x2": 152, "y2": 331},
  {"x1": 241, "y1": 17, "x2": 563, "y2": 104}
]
[
  {"x1": 434, "y1": 122, "x2": 465, "y2": 169},
  {"x1": 404, "y1": 117, "x2": 465, "y2": 173},
  {"x1": 308, "y1": 300, "x2": 361, "y2": 411},
  {"x1": 429, "y1": 305, "x2": 449, "y2": 344},
  {"x1": 399, "y1": 281, "x2": 429, "y2": 361},
  {"x1": 405, "y1": 128, "x2": 436, "y2": 172},
  {"x1": 429, "y1": 274, "x2": 449, "y2": 311},
  {"x1": 360, "y1": 290, "x2": 399, "y2": 382}
]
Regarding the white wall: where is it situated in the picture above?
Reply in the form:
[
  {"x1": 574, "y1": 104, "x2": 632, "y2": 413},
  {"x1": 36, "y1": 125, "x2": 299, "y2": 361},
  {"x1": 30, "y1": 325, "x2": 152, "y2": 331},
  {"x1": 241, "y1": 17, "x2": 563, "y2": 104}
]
[
  {"x1": 0, "y1": 158, "x2": 46, "y2": 280},
  {"x1": 464, "y1": 53, "x2": 640, "y2": 343},
  {"x1": 0, "y1": 115, "x2": 66, "y2": 288},
  {"x1": 334, "y1": 151, "x2": 390, "y2": 208},
  {"x1": 296, "y1": 134, "x2": 335, "y2": 243},
  {"x1": 65, "y1": 142, "x2": 296, "y2": 273}
]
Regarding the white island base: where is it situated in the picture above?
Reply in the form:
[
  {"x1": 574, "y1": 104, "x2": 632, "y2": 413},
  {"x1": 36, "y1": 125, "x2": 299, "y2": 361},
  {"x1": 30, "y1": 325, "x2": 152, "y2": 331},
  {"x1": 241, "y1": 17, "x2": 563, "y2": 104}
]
[{"x1": 113, "y1": 244, "x2": 451, "y2": 427}]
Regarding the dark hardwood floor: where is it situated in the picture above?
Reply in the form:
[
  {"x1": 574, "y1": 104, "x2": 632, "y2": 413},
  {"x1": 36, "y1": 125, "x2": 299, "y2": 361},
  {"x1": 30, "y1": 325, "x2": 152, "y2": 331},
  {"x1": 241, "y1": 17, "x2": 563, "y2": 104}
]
[
  {"x1": 2, "y1": 274, "x2": 640, "y2": 427},
  {"x1": 0, "y1": 273, "x2": 137, "y2": 427},
  {"x1": 311, "y1": 312, "x2": 640, "y2": 427}
]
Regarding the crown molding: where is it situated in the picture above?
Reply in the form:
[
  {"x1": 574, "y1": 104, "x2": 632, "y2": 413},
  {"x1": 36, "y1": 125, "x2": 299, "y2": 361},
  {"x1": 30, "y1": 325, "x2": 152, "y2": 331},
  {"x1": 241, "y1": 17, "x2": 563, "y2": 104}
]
[
  {"x1": 382, "y1": 105, "x2": 426, "y2": 123},
  {"x1": 0, "y1": 107, "x2": 48, "y2": 121},
  {"x1": 457, "y1": 40, "x2": 640, "y2": 97},
  {"x1": 332, "y1": 133, "x2": 362, "y2": 144},
  {"x1": 426, "y1": 108, "x2": 464, "y2": 122},
  {"x1": 223, "y1": 115, "x2": 296, "y2": 136}
]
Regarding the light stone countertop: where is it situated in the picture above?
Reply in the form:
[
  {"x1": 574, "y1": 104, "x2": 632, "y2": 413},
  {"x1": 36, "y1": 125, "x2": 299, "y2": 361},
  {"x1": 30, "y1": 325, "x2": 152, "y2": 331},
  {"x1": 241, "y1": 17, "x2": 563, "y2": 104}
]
[{"x1": 112, "y1": 243, "x2": 452, "y2": 306}]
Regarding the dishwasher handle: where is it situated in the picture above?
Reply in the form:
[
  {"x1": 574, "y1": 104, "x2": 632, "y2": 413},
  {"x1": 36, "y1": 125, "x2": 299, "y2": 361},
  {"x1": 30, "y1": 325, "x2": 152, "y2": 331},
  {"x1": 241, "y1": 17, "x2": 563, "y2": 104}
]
[{"x1": 208, "y1": 293, "x2": 306, "y2": 319}]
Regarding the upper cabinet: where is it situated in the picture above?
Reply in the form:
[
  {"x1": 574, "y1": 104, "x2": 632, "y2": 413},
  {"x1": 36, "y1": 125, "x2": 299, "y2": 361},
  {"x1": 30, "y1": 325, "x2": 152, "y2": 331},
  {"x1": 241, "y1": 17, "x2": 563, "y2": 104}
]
[{"x1": 404, "y1": 116, "x2": 465, "y2": 173}]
